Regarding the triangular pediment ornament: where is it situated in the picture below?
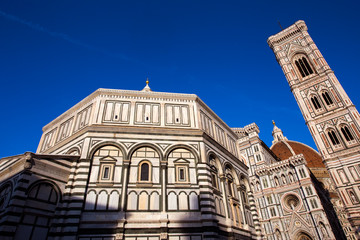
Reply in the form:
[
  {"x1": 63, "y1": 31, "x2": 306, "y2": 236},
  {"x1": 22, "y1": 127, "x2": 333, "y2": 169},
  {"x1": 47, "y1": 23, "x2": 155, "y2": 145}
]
[
  {"x1": 123, "y1": 142, "x2": 136, "y2": 149},
  {"x1": 100, "y1": 155, "x2": 117, "y2": 162},
  {"x1": 158, "y1": 143, "x2": 170, "y2": 150},
  {"x1": 91, "y1": 139, "x2": 102, "y2": 147},
  {"x1": 287, "y1": 211, "x2": 312, "y2": 234},
  {"x1": 287, "y1": 42, "x2": 304, "y2": 57},
  {"x1": 173, "y1": 158, "x2": 190, "y2": 164},
  {"x1": 190, "y1": 144, "x2": 199, "y2": 150}
]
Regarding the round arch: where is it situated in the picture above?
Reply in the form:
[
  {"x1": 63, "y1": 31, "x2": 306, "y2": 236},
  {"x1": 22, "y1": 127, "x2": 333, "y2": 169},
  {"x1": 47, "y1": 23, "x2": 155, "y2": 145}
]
[
  {"x1": 128, "y1": 143, "x2": 163, "y2": 161},
  {"x1": 66, "y1": 146, "x2": 81, "y2": 155},
  {"x1": 164, "y1": 144, "x2": 199, "y2": 163},
  {"x1": 223, "y1": 162, "x2": 240, "y2": 185},
  {"x1": 88, "y1": 141, "x2": 126, "y2": 159},
  {"x1": 26, "y1": 179, "x2": 62, "y2": 203},
  {"x1": 295, "y1": 231, "x2": 313, "y2": 240},
  {"x1": 239, "y1": 173, "x2": 250, "y2": 190},
  {"x1": 208, "y1": 151, "x2": 224, "y2": 175}
]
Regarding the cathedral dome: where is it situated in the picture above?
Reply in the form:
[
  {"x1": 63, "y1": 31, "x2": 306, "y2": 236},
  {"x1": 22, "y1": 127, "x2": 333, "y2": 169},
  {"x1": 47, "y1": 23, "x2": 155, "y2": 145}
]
[
  {"x1": 270, "y1": 121, "x2": 324, "y2": 168},
  {"x1": 270, "y1": 140, "x2": 324, "y2": 168}
]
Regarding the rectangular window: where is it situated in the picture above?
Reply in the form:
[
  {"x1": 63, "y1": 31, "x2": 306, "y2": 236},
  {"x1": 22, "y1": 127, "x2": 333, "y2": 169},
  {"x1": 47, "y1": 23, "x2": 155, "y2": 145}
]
[
  {"x1": 211, "y1": 172, "x2": 218, "y2": 189},
  {"x1": 176, "y1": 165, "x2": 188, "y2": 183},
  {"x1": 270, "y1": 207, "x2": 276, "y2": 217},
  {"x1": 179, "y1": 168, "x2": 185, "y2": 181},
  {"x1": 103, "y1": 166, "x2": 110, "y2": 179},
  {"x1": 99, "y1": 164, "x2": 114, "y2": 182},
  {"x1": 263, "y1": 178, "x2": 268, "y2": 188},
  {"x1": 227, "y1": 181, "x2": 234, "y2": 196}
]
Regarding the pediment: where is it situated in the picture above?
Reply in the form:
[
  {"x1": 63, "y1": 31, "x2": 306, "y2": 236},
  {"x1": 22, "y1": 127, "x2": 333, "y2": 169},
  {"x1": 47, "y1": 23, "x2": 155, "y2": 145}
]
[
  {"x1": 288, "y1": 211, "x2": 312, "y2": 233},
  {"x1": 287, "y1": 43, "x2": 304, "y2": 58},
  {"x1": 100, "y1": 155, "x2": 117, "y2": 162},
  {"x1": 173, "y1": 158, "x2": 190, "y2": 164}
]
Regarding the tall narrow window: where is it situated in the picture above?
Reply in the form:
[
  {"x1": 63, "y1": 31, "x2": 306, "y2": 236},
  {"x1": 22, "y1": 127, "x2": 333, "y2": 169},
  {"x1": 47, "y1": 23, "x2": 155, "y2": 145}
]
[
  {"x1": 227, "y1": 181, "x2": 234, "y2": 196},
  {"x1": 288, "y1": 172, "x2": 294, "y2": 183},
  {"x1": 322, "y1": 92, "x2": 333, "y2": 105},
  {"x1": 341, "y1": 126, "x2": 354, "y2": 142},
  {"x1": 302, "y1": 57, "x2": 313, "y2": 74},
  {"x1": 274, "y1": 176, "x2": 279, "y2": 186},
  {"x1": 99, "y1": 163, "x2": 114, "y2": 182},
  {"x1": 139, "y1": 162, "x2": 150, "y2": 181},
  {"x1": 263, "y1": 178, "x2": 269, "y2": 188},
  {"x1": 328, "y1": 130, "x2": 341, "y2": 146},
  {"x1": 295, "y1": 57, "x2": 313, "y2": 77},
  {"x1": 299, "y1": 168, "x2": 306, "y2": 178},
  {"x1": 241, "y1": 190, "x2": 248, "y2": 204},
  {"x1": 210, "y1": 166, "x2": 219, "y2": 189},
  {"x1": 103, "y1": 166, "x2": 110, "y2": 179},
  {"x1": 177, "y1": 166, "x2": 187, "y2": 182},
  {"x1": 311, "y1": 96, "x2": 322, "y2": 110},
  {"x1": 270, "y1": 207, "x2": 276, "y2": 217}
]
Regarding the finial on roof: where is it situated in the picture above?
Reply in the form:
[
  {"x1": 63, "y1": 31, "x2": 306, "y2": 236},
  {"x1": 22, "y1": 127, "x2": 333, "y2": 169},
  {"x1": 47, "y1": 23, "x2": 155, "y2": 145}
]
[
  {"x1": 141, "y1": 77, "x2": 152, "y2": 92},
  {"x1": 271, "y1": 120, "x2": 288, "y2": 145}
]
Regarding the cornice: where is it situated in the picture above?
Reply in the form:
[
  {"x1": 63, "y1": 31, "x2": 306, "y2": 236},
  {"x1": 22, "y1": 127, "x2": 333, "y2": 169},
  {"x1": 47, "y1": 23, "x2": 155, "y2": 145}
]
[
  {"x1": 267, "y1": 20, "x2": 307, "y2": 48},
  {"x1": 255, "y1": 154, "x2": 306, "y2": 176},
  {"x1": 42, "y1": 88, "x2": 199, "y2": 132}
]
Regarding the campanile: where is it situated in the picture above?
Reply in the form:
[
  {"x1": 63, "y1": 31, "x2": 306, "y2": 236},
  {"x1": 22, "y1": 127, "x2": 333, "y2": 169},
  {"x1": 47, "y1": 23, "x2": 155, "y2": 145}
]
[{"x1": 268, "y1": 20, "x2": 360, "y2": 234}]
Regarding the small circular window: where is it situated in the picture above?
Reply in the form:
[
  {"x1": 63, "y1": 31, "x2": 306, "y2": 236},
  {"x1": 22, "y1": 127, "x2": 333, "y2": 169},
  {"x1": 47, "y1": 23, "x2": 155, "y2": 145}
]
[{"x1": 283, "y1": 194, "x2": 301, "y2": 211}]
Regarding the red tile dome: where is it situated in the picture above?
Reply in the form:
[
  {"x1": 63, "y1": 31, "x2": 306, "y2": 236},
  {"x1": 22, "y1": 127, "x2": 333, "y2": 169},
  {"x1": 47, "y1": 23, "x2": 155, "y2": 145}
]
[{"x1": 271, "y1": 140, "x2": 325, "y2": 168}]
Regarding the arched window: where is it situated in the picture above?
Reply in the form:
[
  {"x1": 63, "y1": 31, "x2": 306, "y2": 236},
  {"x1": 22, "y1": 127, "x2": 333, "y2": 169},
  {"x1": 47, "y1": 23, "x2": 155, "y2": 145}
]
[
  {"x1": 274, "y1": 176, "x2": 279, "y2": 186},
  {"x1": 139, "y1": 161, "x2": 151, "y2": 182},
  {"x1": 328, "y1": 130, "x2": 341, "y2": 146},
  {"x1": 263, "y1": 178, "x2": 269, "y2": 188},
  {"x1": 281, "y1": 174, "x2": 287, "y2": 184},
  {"x1": 209, "y1": 155, "x2": 219, "y2": 190},
  {"x1": 288, "y1": 172, "x2": 294, "y2": 183},
  {"x1": 210, "y1": 166, "x2": 219, "y2": 189},
  {"x1": 340, "y1": 125, "x2": 355, "y2": 142},
  {"x1": 298, "y1": 232, "x2": 313, "y2": 240},
  {"x1": 227, "y1": 176, "x2": 234, "y2": 197},
  {"x1": 16, "y1": 182, "x2": 59, "y2": 240},
  {"x1": 256, "y1": 181, "x2": 261, "y2": 191},
  {"x1": 310, "y1": 96, "x2": 322, "y2": 110},
  {"x1": 275, "y1": 229, "x2": 282, "y2": 240},
  {"x1": 322, "y1": 92, "x2": 333, "y2": 105},
  {"x1": 319, "y1": 222, "x2": 328, "y2": 238},
  {"x1": 28, "y1": 182, "x2": 58, "y2": 204},
  {"x1": 295, "y1": 57, "x2": 314, "y2": 77},
  {"x1": 240, "y1": 184, "x2": 248, "y2": 204}
]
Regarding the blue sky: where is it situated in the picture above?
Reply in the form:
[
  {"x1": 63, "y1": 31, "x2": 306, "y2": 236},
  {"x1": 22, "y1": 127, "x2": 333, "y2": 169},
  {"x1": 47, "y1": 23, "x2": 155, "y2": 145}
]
[{"x1": 1, "y1": 1, "x2": 360, "y2": 158}]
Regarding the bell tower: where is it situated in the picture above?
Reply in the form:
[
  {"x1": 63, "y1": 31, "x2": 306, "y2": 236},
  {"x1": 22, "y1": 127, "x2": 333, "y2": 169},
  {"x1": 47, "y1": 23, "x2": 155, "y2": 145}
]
[{"x1": 268, "y1": 20, "x2": 360, "y2": 234}]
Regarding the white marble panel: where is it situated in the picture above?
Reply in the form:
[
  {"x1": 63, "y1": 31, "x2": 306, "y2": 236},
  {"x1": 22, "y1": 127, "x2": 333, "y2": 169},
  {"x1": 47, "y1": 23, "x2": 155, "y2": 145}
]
[{"x1": 168, "y1": 192, "x2": 177, "y2": 210}]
